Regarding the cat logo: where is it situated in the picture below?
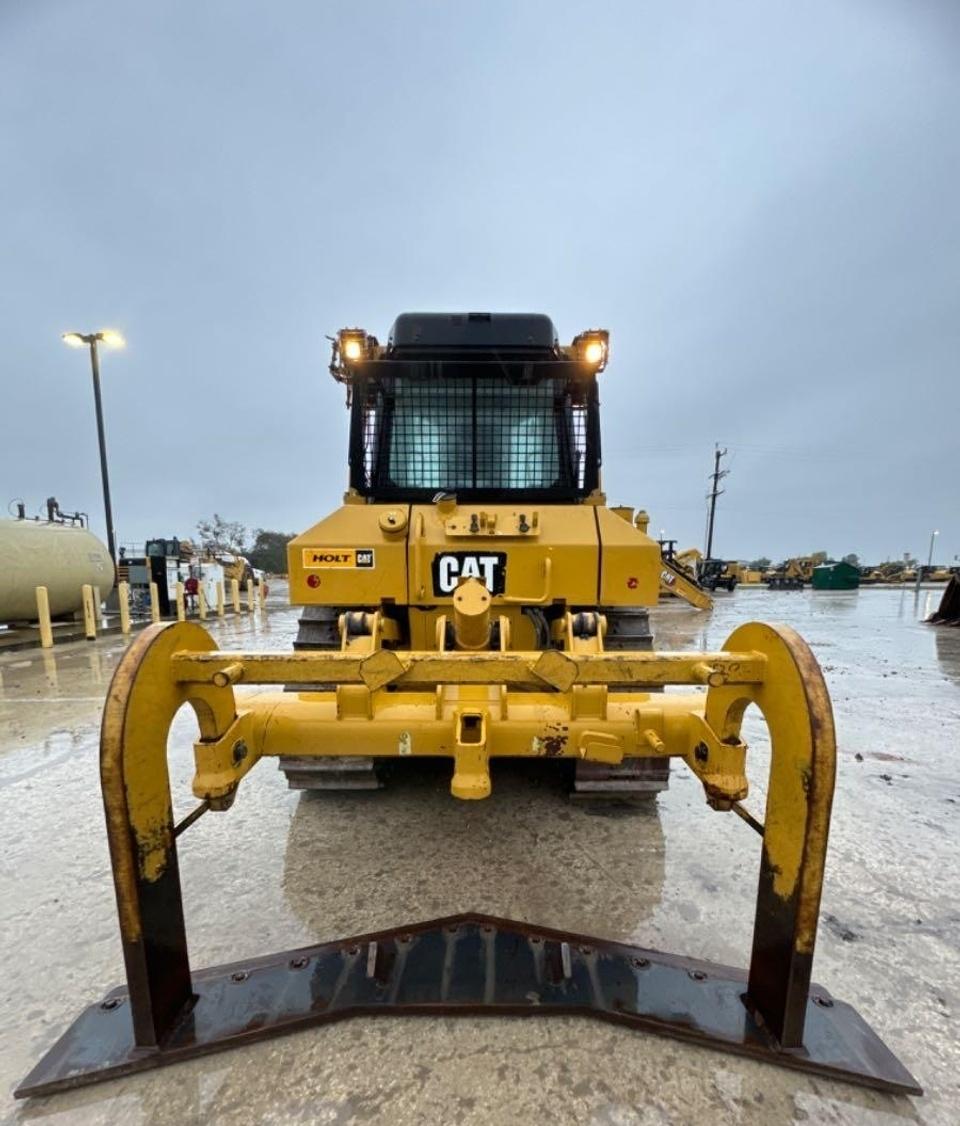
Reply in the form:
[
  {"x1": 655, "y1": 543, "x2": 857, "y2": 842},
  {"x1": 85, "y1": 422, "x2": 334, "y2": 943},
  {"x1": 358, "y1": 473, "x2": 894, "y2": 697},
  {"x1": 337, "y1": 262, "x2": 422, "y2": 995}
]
[
  {"x1": 432, "y1": 552, "x2": 507, "y2": 596},
  {"x1": 302, "y1": 548, "x2": 375, "y2": 569}
]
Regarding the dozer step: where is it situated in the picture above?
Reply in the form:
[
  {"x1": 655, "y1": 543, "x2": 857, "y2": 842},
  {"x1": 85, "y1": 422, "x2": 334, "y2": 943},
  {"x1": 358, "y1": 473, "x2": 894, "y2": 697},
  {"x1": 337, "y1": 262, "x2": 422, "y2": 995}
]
[{"x1": 279, "y1": 756, "x2": 382, "y2": 792}]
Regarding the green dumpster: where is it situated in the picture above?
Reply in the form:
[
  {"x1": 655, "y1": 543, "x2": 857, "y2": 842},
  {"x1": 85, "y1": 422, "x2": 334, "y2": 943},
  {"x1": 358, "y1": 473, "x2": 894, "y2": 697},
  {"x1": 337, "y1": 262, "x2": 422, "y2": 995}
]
[{"x1": 811, "y1": 561, "x2": 861, "y2": 591}]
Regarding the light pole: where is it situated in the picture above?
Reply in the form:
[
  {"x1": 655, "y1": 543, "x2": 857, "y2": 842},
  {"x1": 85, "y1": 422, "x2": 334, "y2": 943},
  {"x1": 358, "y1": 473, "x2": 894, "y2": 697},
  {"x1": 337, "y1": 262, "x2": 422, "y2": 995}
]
[
  {"x1": 915, "y1": 529, "x2": 939, "y2": 593},
  {"x1": 62, "y1": 330, "x2": 125, "y2": 564},
  {"x1": 927, "y1": 529, "x2": 939, "y2": 570}
]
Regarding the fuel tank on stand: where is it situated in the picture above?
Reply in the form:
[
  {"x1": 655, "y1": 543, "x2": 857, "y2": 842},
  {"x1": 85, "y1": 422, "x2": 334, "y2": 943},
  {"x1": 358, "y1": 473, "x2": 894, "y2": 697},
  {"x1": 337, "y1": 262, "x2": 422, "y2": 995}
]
[{"x1": 0, "y1": 518, "x2": 114, "y2": 622}]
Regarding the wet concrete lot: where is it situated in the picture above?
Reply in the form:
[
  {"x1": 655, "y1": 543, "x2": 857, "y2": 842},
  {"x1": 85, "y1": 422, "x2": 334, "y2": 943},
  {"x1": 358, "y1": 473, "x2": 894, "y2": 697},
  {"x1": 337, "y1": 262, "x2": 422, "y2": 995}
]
[{"x1": 1, "y1": 585, "x2": 958, "y2": 1124}]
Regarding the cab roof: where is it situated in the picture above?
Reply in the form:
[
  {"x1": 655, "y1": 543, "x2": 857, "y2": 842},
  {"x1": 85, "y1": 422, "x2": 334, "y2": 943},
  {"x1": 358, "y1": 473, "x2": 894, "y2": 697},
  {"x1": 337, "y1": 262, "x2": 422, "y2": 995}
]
[{"x1": 388, "y1": 312, "x2": 558, "y2": 355}]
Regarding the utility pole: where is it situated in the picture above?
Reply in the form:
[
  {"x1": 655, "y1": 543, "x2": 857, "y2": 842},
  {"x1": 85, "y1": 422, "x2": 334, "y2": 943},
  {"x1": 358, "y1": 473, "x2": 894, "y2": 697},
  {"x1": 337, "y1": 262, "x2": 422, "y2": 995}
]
[{"x1": 704, "y1": 445, "x2": 729, "y2": 561}]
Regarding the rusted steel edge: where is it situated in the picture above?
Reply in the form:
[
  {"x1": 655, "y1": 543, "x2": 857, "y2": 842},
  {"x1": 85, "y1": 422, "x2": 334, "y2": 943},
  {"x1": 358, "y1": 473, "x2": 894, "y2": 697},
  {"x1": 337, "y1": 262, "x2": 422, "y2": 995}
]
[
  {"x1": 744, "y1": 620, "x2": 836, "y2": 1050},
  {"x1": 100, "y1": 627, "x2": 155, "y2": 946},
  {"x1": 777, "y1": 620, "x2": 837, "y2": 967},
  {"x1": 15, "y1": 912, "x2": 922, "y2": 1100}
]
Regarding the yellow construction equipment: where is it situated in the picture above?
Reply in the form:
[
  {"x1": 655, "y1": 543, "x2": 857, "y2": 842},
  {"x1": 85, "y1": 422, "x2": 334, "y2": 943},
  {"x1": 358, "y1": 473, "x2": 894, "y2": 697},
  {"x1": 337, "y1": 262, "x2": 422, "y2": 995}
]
[
  {"x1": 17, "y1": 313, "x2": 920, "y2": 1099},
  {"x1": 674, "y1": 545, "x2": 703, "y2": 575},
  {"x1": 740, "y1": 567, "x2": 765, "y2": 584},
  {"x1": 662, "y1": 545, "x2": 743, "y2": 595},
  {"x1": 698, "y1": 557, "x2": 744, "y2": 592},
  {"x1": 928, "y1": 574, "x2": 960, "y2": 624},
  {"x1": 765, "y1": 553, "x2": 826, "y2": 590},
  {"x1": 655, "y1": 540, "x2": 713, "y2": 609},
  {"x1": 724, "y1": 561, "x2": 751, "y2": 587},
  {"x1": 658, "y1": 555, "x2": 714, "y2": 609}
]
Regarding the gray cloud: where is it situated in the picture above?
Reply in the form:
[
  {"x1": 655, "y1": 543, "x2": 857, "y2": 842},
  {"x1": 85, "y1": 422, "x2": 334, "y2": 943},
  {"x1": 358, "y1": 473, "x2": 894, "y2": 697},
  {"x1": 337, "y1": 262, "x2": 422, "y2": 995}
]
[{"x1": 1, "y1": 0, "x2": 957, "y2": 564}]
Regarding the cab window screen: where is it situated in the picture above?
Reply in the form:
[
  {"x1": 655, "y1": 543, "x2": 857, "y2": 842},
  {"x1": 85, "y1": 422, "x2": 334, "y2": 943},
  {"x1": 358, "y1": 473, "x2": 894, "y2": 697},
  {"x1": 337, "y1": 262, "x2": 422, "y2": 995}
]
[{"x1": 355, "y1": 375, "x2": 589, "y2": 496}]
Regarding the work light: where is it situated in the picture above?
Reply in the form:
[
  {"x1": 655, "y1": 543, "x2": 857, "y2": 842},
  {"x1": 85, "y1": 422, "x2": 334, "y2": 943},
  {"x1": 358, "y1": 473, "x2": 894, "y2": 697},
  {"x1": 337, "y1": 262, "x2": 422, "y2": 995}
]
[
  {"x1": 573, "y1": 329, "x2": 609, "y2": 371},
  {"x1": 339, "y1": 329, "x2": 368, "y2": 363}
]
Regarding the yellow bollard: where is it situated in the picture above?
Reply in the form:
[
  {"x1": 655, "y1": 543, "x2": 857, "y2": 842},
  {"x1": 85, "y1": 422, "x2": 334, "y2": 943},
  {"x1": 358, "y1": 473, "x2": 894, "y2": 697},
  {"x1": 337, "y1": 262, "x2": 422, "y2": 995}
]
[
  {"x1": 198, "y1": 584, "x2": 208, "y2": 621},
  {"x1": 216, "y1": 581, "x2": 225, "y2": 618},
  {"x1": 175, "y1": 581, "x2": 186, "y2": 621},
  {"x1": 258, "y1": 579, "x2": 266, "y2": 612},
  {"x1": 118, "y1": 581, "x2": 131, "y2": 635},
  {"x1": 35, "y1": 586, "x2": 54, "y2": 649},
  {"x1": 149, "y1": 582, "x2": 161, "y2": 624},
  {"x1": 93, "y1": 586, "x2": 102, "y2": 628},
  {"x1": 81, "y1": 584, "x2": 97, "y2": 640},
  {"x1": 231, "y1": 578, "x2": 241, "y2": 614},
  {"x1": 246, "y1": 578, "x2": 255, "y2": 613}
]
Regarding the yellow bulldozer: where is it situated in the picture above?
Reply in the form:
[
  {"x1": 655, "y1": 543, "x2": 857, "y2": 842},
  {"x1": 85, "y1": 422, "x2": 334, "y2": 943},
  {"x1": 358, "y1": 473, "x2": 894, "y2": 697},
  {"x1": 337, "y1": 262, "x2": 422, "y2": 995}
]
[
  {"x1": 17, "y1": 313, "x2": 919, "y2": 1100},
  {"x1": 765, "y1": 553, "x2": 826, "y2": 590},
  {"x1": 285, "y1": 320, "x2": 673, "y2": 798}
]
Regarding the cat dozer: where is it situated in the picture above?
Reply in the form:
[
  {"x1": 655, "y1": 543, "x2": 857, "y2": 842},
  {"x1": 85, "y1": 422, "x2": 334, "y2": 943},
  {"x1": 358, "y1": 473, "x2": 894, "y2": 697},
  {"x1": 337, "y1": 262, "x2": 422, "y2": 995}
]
[
  {"x1": 18, "y1": 314, "x2": 920, "y2": 1099},
  {"x1": 283, "y1": 312, "x2": 676, "y2": 799}
]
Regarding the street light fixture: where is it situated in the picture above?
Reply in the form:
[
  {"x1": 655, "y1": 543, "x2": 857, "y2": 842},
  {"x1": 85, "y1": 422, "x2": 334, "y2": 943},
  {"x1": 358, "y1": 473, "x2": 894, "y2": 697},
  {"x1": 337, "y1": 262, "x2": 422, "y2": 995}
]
[{"x1": 61, "y1": 330, "x2": 125, "y2": 565}]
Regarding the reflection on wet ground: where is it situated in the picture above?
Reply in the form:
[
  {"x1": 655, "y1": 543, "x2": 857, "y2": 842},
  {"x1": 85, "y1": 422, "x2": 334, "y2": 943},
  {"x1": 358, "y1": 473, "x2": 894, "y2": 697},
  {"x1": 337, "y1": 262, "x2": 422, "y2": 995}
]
[
  {"x1": 934, "y1": 627, "x2": 960, "y2": 690},
  {"x1": 0, "y1": 585, "x2": 957, "y2": 1124}
]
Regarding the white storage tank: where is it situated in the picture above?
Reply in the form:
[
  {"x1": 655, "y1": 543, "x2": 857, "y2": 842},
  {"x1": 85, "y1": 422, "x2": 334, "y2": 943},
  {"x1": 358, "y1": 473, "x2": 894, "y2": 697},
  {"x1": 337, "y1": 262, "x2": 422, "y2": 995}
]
[{"x1": 0, "y1": 519, "x2": 114, "y2": 623}]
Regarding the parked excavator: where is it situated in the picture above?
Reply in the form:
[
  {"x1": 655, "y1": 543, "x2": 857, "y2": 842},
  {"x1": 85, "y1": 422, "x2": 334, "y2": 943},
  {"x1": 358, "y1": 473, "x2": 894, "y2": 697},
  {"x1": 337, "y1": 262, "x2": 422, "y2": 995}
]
[{"x1": 16, "y1": 313, "x2": 920, "y2": 1101}]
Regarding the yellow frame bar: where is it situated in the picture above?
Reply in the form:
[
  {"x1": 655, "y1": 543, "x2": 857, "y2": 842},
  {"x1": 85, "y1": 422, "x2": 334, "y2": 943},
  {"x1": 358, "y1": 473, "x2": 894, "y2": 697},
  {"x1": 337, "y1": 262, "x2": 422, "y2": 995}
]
[{"x1": 171, "y1": 648, "x2": 766, "y2": 690}]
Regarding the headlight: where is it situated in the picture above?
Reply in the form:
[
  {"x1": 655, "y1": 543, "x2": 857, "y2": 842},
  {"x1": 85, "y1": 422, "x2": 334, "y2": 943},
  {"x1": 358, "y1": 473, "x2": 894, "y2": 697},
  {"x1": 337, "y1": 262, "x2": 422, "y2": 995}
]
[
  {"x1": 339, "y1": 329, "x2": 368, "y2": 363},
  {"x1": 572, "y1": 329, "x2": 610, "y2": 371},
  {"x1": 583, "y1": 339, "x2": 605, "y2": 365}
]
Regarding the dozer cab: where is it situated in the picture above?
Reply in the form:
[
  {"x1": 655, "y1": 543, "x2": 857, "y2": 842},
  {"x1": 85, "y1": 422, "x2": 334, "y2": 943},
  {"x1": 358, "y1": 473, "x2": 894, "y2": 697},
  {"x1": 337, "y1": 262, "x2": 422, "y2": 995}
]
[{"x1": 17, "y1": 313, "x2": 920, "y2": 1099}]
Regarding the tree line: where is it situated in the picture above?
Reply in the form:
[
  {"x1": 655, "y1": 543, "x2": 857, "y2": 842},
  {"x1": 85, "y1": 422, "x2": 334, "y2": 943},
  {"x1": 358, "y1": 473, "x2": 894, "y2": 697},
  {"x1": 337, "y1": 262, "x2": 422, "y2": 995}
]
[
  {"x1": 196, "y1": 514, "x2": 294, "y2": 575},
  {"x1": 747, "y1": 552, "x2": 863, "y2": 570}
]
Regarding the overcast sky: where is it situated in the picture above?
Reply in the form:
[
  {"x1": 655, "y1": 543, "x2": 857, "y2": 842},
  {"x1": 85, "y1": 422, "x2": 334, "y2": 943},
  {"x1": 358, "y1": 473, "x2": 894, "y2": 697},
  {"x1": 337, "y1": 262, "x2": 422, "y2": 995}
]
[{"x1": 1, "y1": 1, "x2": 957, "y2": 564}]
